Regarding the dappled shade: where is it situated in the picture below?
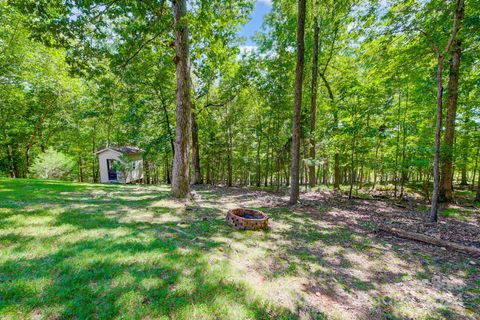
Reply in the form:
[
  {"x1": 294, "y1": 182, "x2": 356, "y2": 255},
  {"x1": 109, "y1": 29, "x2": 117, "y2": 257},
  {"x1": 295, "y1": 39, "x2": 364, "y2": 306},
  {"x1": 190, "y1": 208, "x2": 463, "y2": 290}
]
[{"x1": 0, "y1": 179, "x2": 478, "y2": 319}]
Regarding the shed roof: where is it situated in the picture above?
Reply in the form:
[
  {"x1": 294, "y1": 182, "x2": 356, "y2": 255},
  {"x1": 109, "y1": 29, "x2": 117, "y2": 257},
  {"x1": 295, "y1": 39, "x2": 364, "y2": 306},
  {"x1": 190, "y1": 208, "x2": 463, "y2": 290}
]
[{"x1": 96, "y1": 146, "x2": 144, "y2": 155}]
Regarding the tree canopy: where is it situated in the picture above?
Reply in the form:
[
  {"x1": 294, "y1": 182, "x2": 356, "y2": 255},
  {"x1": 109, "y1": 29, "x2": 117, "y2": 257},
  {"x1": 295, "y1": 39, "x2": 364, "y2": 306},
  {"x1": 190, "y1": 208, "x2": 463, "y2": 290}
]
[{"x1": 1, "y1": 0, "x2": 479, "y2": 208}]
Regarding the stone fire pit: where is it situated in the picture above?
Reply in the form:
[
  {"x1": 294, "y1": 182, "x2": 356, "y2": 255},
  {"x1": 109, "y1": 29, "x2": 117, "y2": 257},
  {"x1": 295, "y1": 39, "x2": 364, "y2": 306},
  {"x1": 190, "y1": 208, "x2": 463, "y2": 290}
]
[{"x1": 226, "y1": 208, "x2": 269, "y2": 230}]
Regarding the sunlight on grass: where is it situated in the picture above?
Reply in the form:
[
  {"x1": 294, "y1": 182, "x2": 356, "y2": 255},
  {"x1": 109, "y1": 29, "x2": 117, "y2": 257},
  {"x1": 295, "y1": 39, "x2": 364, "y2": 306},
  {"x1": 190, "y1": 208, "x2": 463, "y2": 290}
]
[
  {"x1": 0, "y1": 178, "x2": 478, "y2": 319},
  {"x1": 0, "y1": 178, "x2": 298, "y2": 319},
  {"x1": 441, "y1": 207, "x2": 476, "y2": 220}
]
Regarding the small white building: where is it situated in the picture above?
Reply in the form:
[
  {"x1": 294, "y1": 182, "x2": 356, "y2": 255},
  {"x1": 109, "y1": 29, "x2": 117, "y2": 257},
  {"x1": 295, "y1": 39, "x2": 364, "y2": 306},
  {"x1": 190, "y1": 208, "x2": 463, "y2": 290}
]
[{"x1": 96, "y1": 146, "x2": 144, "y2": 183}]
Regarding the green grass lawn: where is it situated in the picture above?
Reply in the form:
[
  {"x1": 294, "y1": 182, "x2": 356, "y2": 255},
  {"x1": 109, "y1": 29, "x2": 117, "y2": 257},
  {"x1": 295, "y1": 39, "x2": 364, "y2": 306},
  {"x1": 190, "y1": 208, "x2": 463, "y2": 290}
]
[
  {"x1": 0, "y1": 179, "x2": 293, "y2": 319},
  {"x1": 0, "y1": 178, "x2": 478, "y2": 319}
]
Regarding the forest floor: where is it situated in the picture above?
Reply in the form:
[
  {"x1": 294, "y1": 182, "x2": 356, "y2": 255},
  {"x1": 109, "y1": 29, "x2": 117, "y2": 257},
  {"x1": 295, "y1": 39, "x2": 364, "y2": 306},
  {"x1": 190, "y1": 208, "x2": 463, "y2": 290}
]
[{"x1": 0, "y1": 178, "x2": 479, "y2": 320}]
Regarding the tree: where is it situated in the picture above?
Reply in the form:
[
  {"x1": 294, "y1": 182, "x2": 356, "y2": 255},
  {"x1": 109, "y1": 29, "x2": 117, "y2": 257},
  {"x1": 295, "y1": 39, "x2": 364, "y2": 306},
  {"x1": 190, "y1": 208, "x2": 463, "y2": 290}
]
[
  {"x1": 477, "y1": 171, "x2": 480, "y2": 202},
  {"x1": 439, "y1": 36, "x2": 463, "y2": 202},
  {"x1": 289, "y1": 0, "x2": 307, "y2": 205},
  {"x1": 171, "y1": 0, "x2": 192, "y2": 198},
  {"x1": 30, "y1": 147, "x2": 75, "y2": 180},
  {"x1": 429, "y1": 0, "x2": 464, "y2": 222},
  {"x1": 1, "y1": 0, "x2": 479, "y2": 211},
  {"x1": 308, "y1": 5, "x2": 320, "y2": 188}
]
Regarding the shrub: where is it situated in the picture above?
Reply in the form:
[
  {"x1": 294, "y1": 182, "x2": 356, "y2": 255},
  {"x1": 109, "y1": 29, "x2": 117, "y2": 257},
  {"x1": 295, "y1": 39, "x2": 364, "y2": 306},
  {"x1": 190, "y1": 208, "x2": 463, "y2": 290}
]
[
  {"x1": 112, "y1": 154, "x2": 135, "y2": 182},
  {"x1": 30, "y1": 148, "x2": 75, "y2": 180}
]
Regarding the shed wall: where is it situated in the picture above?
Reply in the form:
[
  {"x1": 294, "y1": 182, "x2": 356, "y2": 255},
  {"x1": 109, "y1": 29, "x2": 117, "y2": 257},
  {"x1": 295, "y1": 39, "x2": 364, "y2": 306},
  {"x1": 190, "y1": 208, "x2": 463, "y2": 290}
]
[{"x1": 97, "y1": 149, "x2": 143, "y2": 183}]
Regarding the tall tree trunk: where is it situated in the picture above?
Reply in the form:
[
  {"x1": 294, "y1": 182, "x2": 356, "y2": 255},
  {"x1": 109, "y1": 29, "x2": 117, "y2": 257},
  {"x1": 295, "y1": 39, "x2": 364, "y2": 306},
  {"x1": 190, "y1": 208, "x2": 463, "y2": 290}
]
[
  {"x1": 430, "y1": 0, "x2": 463, "y2": 222},
  {"x1": 430, "y1": 56, "x2": 444, "y2": 222},
  {"x1": 348, "y1": 142, "x2": 355, "y2": 199},
  {"x1": 289, "y1": 0, "x2": 306, "y2": 205},
  {"x1": 8, "y1": 146, "x2": 16, "y2": 178},
  {"x1": 439, "y1": 32, "x2": 463, "y2": 200},
  {"x1": 4, "y1": 127, "x2": 16, "y2": 178},
  {"x1": 265, "y1": 143, "x2": 270, "y2": 187},
  {"x1": 460, "y1": 134, "x2": 469, "y2": 185},
  {"x1": 191, "y1": 108, "x2": 202, "y2": 184},
  {"x1": 171, "y1": 0, "x2": 191, "y2": 198},
  {"x1": 400, "y1": 91, "x2": 408, "y2": 198},
  {"x1": 276, "y1": 153, "x2": 281, "y2": 191},
  {"x1": 372, "y1": 136, "x2": 381, "y2": 190},
  {"x1": 206, "y1": 158, "x2": 211, "y2": 184},
  {"x1": 334, "y1": 151, "x2": 340, "y2": 190},
  {"x1": 92, "y1": 130, "x2": 97, "y2": 182},
  {"x1": 165, "y1": 155, "x2": 171, "y2": 184},
  {"x1": 476, "y1": 168, "x2": 480, "y2": 201},
  {"x1": 158, "y1": 90, "x2": 175, "y2": 156},
  {"x1": 349, "y1": 104, "x2": 357, "y2": 199},
  {"x1": 256, "y1": 129, "x2": 261, "y2": 187},
  {"x1": 145, "y1": 160, "x2": 150, "y2": 184},
  {"x1": 227, "y1": 133, "x2": 233, "y2": 187},
  {"x1": 309, "y1": 14, "x2": 320, "y2": 188},
  {"x1": 471, "y1": 138, "x2": 479, "y2": 190},
  {"x1": 78, "y1": 157, "x2": 84, "y2": 182},
  {"x1": 320, "y1": 74, "x2": 339, "y2": 190},
  {"x1": 394, "y1": 92, "x2": 401, "y2": 198}
]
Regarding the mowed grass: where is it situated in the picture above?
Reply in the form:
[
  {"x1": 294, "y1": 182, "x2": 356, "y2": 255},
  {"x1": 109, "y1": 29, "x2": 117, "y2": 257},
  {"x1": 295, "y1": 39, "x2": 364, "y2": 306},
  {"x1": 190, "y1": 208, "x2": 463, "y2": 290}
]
[
  {"x1": 0, "y1": 178, "x2": 479, "y2": 320},
  {"x1": 0, "y1": 178, "x2": 293, "y2": 319}
]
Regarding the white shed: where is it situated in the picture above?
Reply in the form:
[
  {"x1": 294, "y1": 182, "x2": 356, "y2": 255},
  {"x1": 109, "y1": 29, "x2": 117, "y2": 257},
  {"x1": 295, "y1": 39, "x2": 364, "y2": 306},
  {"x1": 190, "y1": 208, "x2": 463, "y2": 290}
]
[{"x1": 96, "y1": 146, "x2": 144, "y2": 184}]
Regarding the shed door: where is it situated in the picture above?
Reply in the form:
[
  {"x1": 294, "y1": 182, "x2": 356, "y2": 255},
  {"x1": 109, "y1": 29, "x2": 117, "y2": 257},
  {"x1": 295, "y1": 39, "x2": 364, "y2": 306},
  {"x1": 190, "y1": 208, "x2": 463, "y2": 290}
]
[{"x1": 107, "y1": 159, "x2": 117, "y2": 181}]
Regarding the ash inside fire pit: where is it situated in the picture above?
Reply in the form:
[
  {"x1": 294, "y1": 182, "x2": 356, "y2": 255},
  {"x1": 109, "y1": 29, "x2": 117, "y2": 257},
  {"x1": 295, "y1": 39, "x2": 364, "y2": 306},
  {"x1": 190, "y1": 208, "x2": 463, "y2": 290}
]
[{"x1": 226, "y1": 208, "x2": 269, "y2": 230}]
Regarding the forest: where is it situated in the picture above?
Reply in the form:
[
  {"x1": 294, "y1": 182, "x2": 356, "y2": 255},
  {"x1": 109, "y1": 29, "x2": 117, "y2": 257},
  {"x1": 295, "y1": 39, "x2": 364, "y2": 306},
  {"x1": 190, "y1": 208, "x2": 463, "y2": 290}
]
[
  {"x1": 0, "y1": 0, "x2": 479, "y2": 319},
  {"x1": 1, "y1": 0, "x2": 480, "y2": 209}
]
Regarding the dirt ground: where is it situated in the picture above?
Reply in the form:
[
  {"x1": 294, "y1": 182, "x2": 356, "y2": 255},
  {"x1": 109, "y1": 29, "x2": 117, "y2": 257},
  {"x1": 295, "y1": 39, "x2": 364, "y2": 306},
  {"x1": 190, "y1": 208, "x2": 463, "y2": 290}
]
[{"x1": 192, "y1": 185, "x2": 480, "y2": 319}]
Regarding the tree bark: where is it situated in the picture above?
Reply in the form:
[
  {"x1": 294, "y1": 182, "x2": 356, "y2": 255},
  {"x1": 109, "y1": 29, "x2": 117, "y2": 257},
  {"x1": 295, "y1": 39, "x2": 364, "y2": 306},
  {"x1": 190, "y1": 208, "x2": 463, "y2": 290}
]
[
  {"x1": 191, "y1": 107, "x2": 202, "y2": 184},
  {"x1": 256, "y1": 126, "x2": 261, "y2": 187},
  {"x1": 430, "y1": 56, "x2": 444, "y2": 222},
  {"x1": 334, "y1": 151, "x2": 340, "y2": 190},
  {"x1": 394, "y1": 92, "x2": 401, "y2": 198},
  {"x1": 171, "y1": 0, "x2": 191, "y2": 198},
  {"x1": 400, "y1": 90, "x2": 408, "y2": 198},
  {"x1": 91, "y1": 128, "x2": 97, "y2": 182},
  {"x1": 7, "y1": 144, "x2": 16, "y2": 178},
  {"x1": 476, "y1": 167, "x2": 480, "y2": 201},
  {"x1": 309, "y1": 15, "x2": 320, "y2": 188},
  {"x1": 349, "y1": 137, "x2": 356, "y2": 199},
  {"x1": 265, "y1": 143, "x2": 270, "y2": 187},
  {"x1": 372, "y1": 138, "x2": 380, "y2": 190},
  {"x1": 289, "y1": 0, "x2": 306, "y2": 205},
  {"x1": 471, "y1": 138, "x2": 479, "y2": 190},
  {"x1": 165, "y1": 155, "x2": 171, "y2": 184},
  {"x1": 430, "y1": 0, "x2": 463, "y2": 222},
  {"x1": 157, "y1": 89, "x2": 175, "y2": 157},
  {"x1": 440, "y1": 39, "x2": 462, "y2": 200},
  {"x1": 460, "y1": 133, "x2": 469, "y2": 185},
  {"x1": 227, "y1": 133, "x2": 233, "y2": 187}
]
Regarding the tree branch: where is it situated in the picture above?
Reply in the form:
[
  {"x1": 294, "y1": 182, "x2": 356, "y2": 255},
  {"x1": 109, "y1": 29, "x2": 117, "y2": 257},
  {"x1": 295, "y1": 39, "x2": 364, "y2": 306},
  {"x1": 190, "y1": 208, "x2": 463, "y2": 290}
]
[
  {"x1": 120, "y1": 30, "x2": 170, "y2": 68},
  {"x1": 443, "y1": 0, "x2": 463, "y2": 55}
]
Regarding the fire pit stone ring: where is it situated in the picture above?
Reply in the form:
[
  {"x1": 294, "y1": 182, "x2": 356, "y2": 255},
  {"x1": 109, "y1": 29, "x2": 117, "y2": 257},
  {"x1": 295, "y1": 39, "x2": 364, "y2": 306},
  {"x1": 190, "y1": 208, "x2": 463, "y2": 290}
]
[{"x1": 226, "y1": 208, "x2": 269, "y2": 230}]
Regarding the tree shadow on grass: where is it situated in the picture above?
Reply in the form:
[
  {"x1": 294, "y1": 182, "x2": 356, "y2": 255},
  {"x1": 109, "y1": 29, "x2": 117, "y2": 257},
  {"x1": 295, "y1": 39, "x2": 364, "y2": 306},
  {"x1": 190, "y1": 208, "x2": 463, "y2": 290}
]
[
  {"x1": 249, "y1": 205, "x2": 479, "y2": 318},
  {"x1": 1, "y1": 179, "x2": 478, "y2": 319},
  {"x1": 0, "y1": 181, "x2": 299, "y2": 319},
  {"x1": 0, "y1": 178, "x2": 171, "y2": 213},
  {"x1": 1, "y1": 230, "x2": 298, "y2": 318}
]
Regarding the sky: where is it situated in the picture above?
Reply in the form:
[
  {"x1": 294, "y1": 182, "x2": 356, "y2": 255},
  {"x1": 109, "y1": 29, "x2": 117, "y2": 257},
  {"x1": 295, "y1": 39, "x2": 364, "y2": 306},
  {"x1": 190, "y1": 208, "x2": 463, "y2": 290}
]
[{"x1": 237, "y1": 0, "x2": 272, "y2": 48}]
